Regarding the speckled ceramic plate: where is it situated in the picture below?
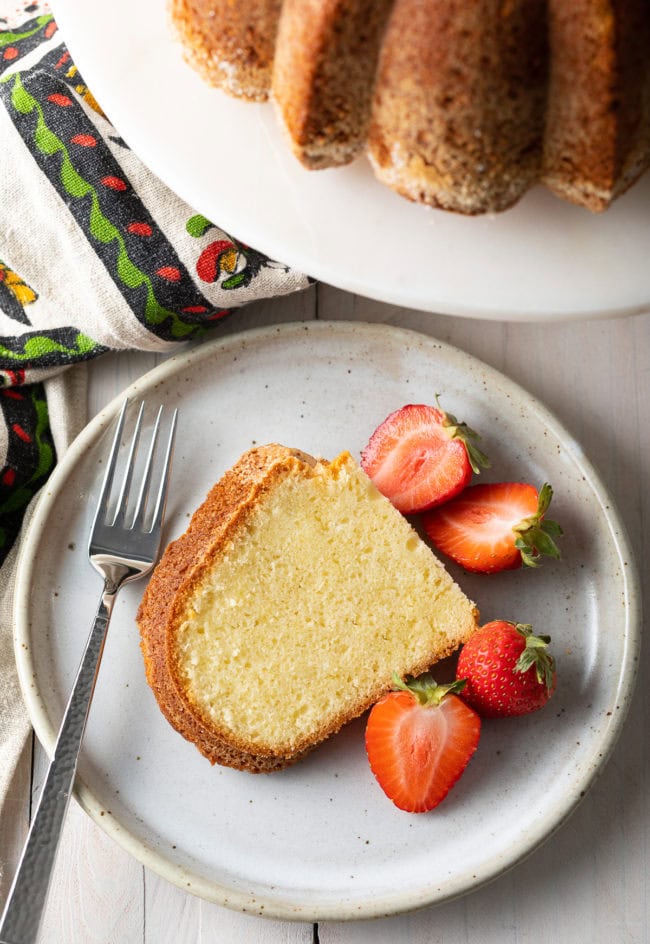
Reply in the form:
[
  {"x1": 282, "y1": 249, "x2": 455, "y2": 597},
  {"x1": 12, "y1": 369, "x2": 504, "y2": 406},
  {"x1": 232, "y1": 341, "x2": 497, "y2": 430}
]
[
  {"x1": 14, "y1": 322, "x2": 640, "y2": 920},
  {"x1": 50, "y1": 0, "x2": 650, "y2": 321}
]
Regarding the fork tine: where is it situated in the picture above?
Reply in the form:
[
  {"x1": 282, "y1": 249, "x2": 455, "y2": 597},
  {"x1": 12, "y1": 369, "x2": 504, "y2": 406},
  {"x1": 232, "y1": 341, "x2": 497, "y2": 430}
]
[
  {"x1": 148, "y1": 407, "x2": 178, "y2": 535},
  {"x1": 111, "y1": 401, "x2": 145, "y2": 527},
  {"x1": 94, "y1": 398, "x2": 129, "y2": 525},
  {"x1": 130, "y1": 404, "x2": 163, "y2": 530}
]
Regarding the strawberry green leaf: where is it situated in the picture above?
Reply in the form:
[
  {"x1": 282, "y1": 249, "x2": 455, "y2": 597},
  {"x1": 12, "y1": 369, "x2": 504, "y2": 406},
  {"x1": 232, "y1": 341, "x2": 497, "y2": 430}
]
[
  {"x1": 541, "y1": 519, "x2": 564, "y2": 536},
  {"x1": 537, "y1": 482, "x2": 554, "y2": 515},
  {"x1": 513, "y1": 624, "x2": 556, "y2": 691},
  {"x1": 435, "y1": 394, "x2": 490, "y2": 475},
  {"x1": 392, "y1": 671, "x2": 467, "y2": 707},
  {"x1": 513, "y1": 483, "x2": 563, "y2": 567},
  {"x1": 532, "y1": 530, "x2": 562, "y2": 558}
]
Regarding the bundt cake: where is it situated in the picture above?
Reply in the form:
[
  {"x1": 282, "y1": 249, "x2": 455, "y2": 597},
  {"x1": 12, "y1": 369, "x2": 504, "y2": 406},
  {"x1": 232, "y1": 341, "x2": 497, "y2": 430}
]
[
  {"x1": 171, "y1": 0, "x2": 650, "y2": 214},
  {"x1": 137, "y1": 445, "x2": 479, "y2": 772}
]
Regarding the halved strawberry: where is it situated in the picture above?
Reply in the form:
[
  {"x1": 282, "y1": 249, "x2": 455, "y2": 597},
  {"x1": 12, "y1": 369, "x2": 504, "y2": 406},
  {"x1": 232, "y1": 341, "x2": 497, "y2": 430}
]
[
  {"x1": 360, "y1": 401, "x2": 489, "y2": 514},
  {"x1": 365, "y1": 675, "x2": 481, "y2": 812},
  {"x1": 423, "y1": 481, "x2": 562, "y2": 573}
]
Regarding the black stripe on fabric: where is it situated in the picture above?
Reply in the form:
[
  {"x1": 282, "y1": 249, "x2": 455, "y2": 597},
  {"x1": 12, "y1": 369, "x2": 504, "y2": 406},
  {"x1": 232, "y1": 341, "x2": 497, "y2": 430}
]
[
  {"x1": 0, "y1": 325, "x2": 107, "y2": 375},
  {"x1": 0, "y1": 382, "x2": 55, "y2": 564},
  {"x1": 0, "y1": 13, "x2": 57, "y2": 76}
]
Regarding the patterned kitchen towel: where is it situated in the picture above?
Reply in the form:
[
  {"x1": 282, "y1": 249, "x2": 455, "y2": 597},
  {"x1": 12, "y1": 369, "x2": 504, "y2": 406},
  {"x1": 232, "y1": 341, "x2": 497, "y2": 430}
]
[
  {"x1": 0, "y1": 0, "x2": 308, "y2": 864},
  {"x1": 0, "y1": 1, "x2": 309, "y2": 567}
]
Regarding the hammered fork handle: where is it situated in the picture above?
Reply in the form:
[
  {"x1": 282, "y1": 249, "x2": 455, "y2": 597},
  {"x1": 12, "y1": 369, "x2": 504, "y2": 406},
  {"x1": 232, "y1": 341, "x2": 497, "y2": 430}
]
[
  {"x1": 0, "y1": 572, "x2": 128, "y2": 944},
  {"x1": 0, "y1": 400, "x2": 176, "y2": 943}
]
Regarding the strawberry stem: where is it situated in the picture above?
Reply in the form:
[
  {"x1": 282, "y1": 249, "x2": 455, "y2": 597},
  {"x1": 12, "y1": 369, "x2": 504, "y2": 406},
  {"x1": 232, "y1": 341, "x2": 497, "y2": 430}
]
[
  {"x1": 435, "y1": 394, "x2": 490, "y2": 475},
  {"x1": 392, "y1": 671, "x2": 467, "y2": 707},
  {"x1": 513, "y1": 483, "x2": 563, "y2": 567},
  {"x1": 513, "y1": 623, "x2": 555, "y2": 692}
]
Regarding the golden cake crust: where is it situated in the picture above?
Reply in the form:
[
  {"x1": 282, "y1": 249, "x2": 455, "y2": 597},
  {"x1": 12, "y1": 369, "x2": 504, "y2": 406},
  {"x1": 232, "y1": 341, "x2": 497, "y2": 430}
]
[
  {"x1": 170, "y1": 0, "x2": 281, "y2": 101},
  {"x1": 271, "y1": 0, "x2": 394, "y2": 169}
]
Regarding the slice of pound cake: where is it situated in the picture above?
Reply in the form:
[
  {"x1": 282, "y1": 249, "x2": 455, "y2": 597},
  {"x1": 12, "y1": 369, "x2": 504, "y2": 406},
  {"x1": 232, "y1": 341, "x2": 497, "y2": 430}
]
[{"x1": 137, "y1": 445, "x2": 478, "y2": 772}]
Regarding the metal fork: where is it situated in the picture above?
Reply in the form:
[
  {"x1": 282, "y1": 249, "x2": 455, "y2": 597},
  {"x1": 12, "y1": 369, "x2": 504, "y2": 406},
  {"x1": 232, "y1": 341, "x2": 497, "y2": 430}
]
[{"x1": 0, "y1": 400, "x2": 177, "y2": 944}]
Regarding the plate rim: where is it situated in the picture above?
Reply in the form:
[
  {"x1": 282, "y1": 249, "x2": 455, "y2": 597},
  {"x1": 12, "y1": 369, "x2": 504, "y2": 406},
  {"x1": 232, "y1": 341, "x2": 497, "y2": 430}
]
[{"x1": 13, "y1": 320, "x2": 642, "y2": 920}]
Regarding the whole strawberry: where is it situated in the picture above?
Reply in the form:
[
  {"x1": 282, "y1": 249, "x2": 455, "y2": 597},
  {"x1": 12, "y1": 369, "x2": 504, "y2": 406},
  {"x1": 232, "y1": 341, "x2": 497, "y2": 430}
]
[{"x1": 456, "y1": 621, "x2": 556, "y2": 717}]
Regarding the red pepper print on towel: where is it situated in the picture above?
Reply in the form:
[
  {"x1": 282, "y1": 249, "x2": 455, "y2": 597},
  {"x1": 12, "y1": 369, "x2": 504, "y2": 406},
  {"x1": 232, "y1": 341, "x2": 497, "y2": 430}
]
[{"x1": 187, "y1": 214, "x2": 282, "y2": 292}]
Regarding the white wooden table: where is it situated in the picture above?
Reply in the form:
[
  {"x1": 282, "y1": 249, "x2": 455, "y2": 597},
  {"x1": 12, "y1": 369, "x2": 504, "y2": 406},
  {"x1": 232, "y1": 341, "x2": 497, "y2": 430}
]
[{"x1": 3, "y1": 284, "x2": 649, "y2": 943}]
